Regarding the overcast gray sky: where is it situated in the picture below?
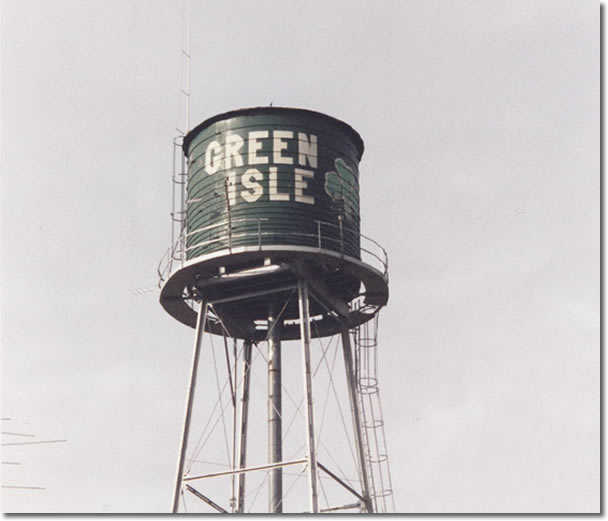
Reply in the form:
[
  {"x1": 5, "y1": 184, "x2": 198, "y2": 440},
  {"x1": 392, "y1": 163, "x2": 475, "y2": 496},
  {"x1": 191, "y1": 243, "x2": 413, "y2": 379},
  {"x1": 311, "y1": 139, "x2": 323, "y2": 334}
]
[{"x1": 1, "y1": 0, "x2": 598, "y2": 513}]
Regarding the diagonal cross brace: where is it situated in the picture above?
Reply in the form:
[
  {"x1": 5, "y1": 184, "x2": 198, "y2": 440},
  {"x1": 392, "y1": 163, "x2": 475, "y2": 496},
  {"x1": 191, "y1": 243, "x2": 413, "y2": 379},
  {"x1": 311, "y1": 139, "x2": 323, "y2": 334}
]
[
  {"x1": 185, "y1": 484, "x2": 228, "y2": 513},
  {"x1": 289, "y1": 261, "x2": 352, "y2": 324}
]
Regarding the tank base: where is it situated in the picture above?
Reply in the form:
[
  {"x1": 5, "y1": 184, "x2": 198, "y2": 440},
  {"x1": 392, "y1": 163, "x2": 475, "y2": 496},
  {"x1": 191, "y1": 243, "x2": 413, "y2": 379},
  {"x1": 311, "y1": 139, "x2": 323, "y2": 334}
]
[{"x1": 159, "y1": 245, "x2": 388, "y2": 340}]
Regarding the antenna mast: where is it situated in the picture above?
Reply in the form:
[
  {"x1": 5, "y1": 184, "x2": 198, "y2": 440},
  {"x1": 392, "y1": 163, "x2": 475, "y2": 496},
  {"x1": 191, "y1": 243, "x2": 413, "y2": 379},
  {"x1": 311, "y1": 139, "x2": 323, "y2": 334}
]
[
  {"x1": 184, "y1": 0, "x2": 192, "y2": 133},
  {"x1": 167, "y1": 0, "x2": 192, "y2": 276}
]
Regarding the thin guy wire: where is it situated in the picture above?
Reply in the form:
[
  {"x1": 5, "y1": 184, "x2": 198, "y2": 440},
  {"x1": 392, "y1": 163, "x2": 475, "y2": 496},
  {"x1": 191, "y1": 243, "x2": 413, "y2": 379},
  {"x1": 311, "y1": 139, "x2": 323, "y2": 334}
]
[
  {"x1": 247, "y1": 471, "x2": 269, "y2": 513},
  {"x1": 209, "y1": 333, "x2": 233, "y2": 477},
  {"x1": 315, "y1": 338, "x2": 361, "y2": 484},
  {"x1": 279, "y1": 333, "x2": 336, "y2": 446},
  {"x1": 315, "y1": 340, "x2": 340, "y2": 443},
  {"x1": 281, "y1": 400, "x2": 304, "y2": 446},
  {"x1": 181, "y1": 490, "x2": 188, "y2": 513},
  {"x1": 258, "y1": 290, "x2": 319, "y2": 430},
  {"x1": 185, "y1": 371, "x2": 228, "y2": 474},
  {"x1": 250, "y1": 342, "x2": 300, "y2": 421},
  {"x1": 311, "y1": 324, "x2": 358, "y2": 488},
  {"x1": 316, "y1": 438, "x2": 357, "y2": 493},
  {"x1": 188, "y1": 345, "x2": 250, "y2": 472},
  {"x1": 318, "y1": 468, "x2": 330, "y2": 511},
  {"x1": 186, "y1": 343, "x2": 247, "y2": 474},
  {"x1": 208, "y1": 303, "x2": 249, "y2": 342},
  {"x1": 277, "y1": 330, "x2": 338, "y2": 448},
  {"x1": 276, "y1": 464, "x2": 308, "y2": 512},
  {"x1": 263, "y1": 288, "x2": 296, "y2": 342}
]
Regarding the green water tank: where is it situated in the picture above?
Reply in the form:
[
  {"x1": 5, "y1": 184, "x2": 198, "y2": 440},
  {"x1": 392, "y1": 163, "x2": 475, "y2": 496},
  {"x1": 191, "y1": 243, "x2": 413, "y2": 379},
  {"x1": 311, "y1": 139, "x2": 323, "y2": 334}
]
[{"x1": 183, "y1": 107, "x2": 364, "y2": 261}]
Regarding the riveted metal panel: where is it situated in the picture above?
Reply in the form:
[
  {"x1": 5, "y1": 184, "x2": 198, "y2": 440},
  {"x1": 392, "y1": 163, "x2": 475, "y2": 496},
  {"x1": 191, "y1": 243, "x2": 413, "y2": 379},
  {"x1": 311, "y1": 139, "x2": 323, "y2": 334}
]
[{"x1": 183, "y1": 107, "x2": 363, "y2": 260}]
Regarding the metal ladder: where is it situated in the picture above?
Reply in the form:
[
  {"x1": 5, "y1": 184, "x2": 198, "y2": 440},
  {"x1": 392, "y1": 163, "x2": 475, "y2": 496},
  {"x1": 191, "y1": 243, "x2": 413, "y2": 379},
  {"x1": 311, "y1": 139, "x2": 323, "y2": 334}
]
[
  {"x1": 170, "y1": 137, "x2": 188, "y2": 267},
  {"x1": 353, "y1": 304, "x2": 396, "y2": 513}
]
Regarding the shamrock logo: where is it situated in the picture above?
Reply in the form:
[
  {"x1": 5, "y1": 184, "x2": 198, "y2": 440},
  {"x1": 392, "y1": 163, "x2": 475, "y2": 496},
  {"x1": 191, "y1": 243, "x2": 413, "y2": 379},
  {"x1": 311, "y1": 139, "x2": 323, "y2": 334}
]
[{"x1": 324, "y1": 158, "x2": 357, "y2": 221}]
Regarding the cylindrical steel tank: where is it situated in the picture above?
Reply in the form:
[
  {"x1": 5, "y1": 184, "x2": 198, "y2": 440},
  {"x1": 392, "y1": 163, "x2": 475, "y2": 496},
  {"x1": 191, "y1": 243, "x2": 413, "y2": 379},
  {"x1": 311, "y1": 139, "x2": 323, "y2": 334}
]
[{"x1": 183, "y1": 107, "x2": 364, "y2": 261}]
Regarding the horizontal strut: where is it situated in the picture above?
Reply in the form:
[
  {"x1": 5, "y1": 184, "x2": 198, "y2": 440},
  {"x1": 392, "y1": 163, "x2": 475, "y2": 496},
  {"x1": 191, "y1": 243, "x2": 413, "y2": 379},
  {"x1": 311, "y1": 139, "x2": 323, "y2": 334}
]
[
  {"x1": 301, "y1": 502, "x2": 362, "y2": 513},
  {"x1": 184, "y1": 458, "x2": 307, "y2": 482},
  {"x1": 320, "y1": 501, "x2": 363, "y2": 513},
  {"x1": 208, "y1": 284, "x2": 297, "y2": 305}
]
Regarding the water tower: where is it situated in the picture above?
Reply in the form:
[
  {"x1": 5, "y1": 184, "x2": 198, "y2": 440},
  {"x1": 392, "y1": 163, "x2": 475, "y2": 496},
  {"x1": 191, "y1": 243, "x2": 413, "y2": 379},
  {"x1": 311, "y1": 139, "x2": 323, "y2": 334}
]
[{"x1": 158, "y1": 107, "x2": 394, "y2": 513}]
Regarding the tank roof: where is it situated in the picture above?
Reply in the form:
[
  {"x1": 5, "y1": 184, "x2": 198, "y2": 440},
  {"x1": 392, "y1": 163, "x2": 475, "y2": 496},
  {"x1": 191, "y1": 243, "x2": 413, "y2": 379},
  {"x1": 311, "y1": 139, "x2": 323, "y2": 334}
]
[{"x1": 182, "y1": 106, "x2": 365, "y2": 159}]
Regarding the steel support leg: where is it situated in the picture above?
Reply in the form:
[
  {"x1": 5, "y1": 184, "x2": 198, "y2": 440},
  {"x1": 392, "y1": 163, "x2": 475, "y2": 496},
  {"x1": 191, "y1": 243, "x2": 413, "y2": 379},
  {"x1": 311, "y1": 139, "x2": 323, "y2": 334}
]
[
  {"x1": 341, "y1": 328, "x2": 374, "y2": 513},
  {"x1": 268, "y1": 305, "x2": 283, "y2": 512},
  {"x1": 230, "y1": 338, "x2": 238, "y2": 512},
  {"x1": 172, "y1": 300, "x2": 208, "y2": 513},
  {"x1": 237, "y1": 340, "x2": 253, "y2": 513},
  {"x1": 297, "y1": 280, "x2": 319, "y2": 513}
]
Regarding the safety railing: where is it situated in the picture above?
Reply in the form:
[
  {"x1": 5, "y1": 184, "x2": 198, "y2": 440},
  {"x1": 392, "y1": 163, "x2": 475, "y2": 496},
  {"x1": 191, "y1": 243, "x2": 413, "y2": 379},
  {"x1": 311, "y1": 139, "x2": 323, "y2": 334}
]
[{"x1": 158, "y1": 218, "x2": 388, "y2": 288}]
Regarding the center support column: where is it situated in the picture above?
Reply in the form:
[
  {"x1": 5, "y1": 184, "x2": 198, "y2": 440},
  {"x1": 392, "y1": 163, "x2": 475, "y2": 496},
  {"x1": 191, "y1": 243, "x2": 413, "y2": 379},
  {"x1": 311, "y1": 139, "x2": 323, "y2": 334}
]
[{"x1": 268, "y1": 303, "x2": 283, "y2": 513}]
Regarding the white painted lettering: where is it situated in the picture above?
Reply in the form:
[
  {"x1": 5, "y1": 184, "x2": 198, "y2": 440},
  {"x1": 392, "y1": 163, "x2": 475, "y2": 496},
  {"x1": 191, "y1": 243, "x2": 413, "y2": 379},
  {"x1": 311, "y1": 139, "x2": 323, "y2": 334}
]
[
  {"x1": 273, "y1": 130, "x2": 293, "y2": 165},
  {"x1": 294, "y1": 168, "x2": 314, "y2": 204},
  {"x1": 297, "y1": 133, "x2": 317, "y2": 168},
  {"x1": 248, "y1": 131, "x2": 269, "y2": 165},
  {"x1": 224, "y1": 134, "x2": 244, "y2": 169},
  {"x1": 269, "y1": 167, "x2": 290, "y2": 201},
  {"x1": 241, "y1": 168, "x2": 264, "y2": 202},
  {"x1": 205, "y1": 140, "x2": 222, "y2": 175}
]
